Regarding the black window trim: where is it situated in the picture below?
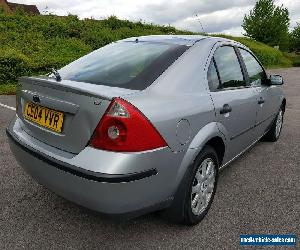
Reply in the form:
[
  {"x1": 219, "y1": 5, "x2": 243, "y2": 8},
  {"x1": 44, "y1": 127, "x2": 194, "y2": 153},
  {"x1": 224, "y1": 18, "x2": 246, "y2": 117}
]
[
  {"x1": 234, "y1": 46, "x2": 250, "y2": 86},
  {"x1": 208, "y1": 45, "x2": 250, "y2": 92}
]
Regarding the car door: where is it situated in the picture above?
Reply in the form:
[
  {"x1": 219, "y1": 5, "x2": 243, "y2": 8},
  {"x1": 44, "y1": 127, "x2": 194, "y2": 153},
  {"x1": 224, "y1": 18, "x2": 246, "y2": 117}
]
[
  {"x1": 208, "y1": 45, "x2": 258, "y2": 161},
  {"x1": 238, "y1": 48, "x2": 280, "y2": 138}
]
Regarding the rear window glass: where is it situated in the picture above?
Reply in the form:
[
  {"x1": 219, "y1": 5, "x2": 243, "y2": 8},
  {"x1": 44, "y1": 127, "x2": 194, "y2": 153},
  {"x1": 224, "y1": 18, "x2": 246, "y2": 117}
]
[{"x1": 58, "y1": 41, "x2": 188, "y2": 90}]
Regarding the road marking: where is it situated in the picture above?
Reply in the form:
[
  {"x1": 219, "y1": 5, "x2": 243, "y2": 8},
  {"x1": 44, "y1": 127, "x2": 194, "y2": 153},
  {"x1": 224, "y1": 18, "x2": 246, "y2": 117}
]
[
  {"x1": 286, "y1": 108, "x2": 300, "y2": 113},
  {"x1": 0, "y1": 103, "x2": 16, "y2": 111}
]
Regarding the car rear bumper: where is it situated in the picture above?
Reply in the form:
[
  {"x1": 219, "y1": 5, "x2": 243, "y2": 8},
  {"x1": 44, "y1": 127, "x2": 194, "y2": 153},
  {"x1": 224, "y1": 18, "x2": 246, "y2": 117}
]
[
  {"x1": 6, "y1": 117, "x2": 183, "y2": 218},
  {"x1": 7, "y1": 129, "x2": 158, "y2": 183}
]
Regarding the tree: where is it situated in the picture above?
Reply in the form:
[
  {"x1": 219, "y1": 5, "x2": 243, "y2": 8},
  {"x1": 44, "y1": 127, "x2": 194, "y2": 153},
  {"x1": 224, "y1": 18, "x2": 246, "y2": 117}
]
[
  {"x1": 242, "y1": 0, "x2": 290, "y2": 49},
  {"x1": 291, "y1": 23, "x2": 300, "y2": 51}
]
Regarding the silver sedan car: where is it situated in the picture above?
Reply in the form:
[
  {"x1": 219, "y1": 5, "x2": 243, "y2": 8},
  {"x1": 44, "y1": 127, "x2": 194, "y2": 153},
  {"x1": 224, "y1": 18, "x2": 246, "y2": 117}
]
[{"x1": 7, "y1": 35, "x2": 286, "y2": 225}]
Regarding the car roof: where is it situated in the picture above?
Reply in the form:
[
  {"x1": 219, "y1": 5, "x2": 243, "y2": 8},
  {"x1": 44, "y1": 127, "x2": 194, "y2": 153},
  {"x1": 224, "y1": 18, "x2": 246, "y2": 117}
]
[
  {"x1": 121, "y1": 35, "x2": 244, "y2": 47},
  {"x1": 121, "y1": 35, "x2": 208, "y2": 46}
]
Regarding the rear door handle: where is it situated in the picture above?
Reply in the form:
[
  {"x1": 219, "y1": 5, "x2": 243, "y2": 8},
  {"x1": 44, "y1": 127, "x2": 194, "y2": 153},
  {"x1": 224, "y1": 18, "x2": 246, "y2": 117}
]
[
  {"x1": 258, "y1": 97, "x2": 265, "y2": 104},
  {"x1": 220, "y1": 104, "x2": 232, "y2": 114}
]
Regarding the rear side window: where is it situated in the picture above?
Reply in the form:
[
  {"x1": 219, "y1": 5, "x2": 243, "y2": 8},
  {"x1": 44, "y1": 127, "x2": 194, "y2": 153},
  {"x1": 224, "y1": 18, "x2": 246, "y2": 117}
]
[
  {"x1": 239, "y1": 49, "x2": 266, "y2": 86},
  {"x1": 59, "y1": 42, "x2": 188, "y2": 90},
  {"x1": 207, "y1": 59, "x2": 220, "y2": 91},
  {"x1": 214, "y1": 46, "x2": 246, "y2": 89}
]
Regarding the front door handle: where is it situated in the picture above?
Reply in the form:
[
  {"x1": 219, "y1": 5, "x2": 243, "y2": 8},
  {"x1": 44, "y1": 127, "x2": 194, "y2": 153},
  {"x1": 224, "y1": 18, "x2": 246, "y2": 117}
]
[
  {"x1": 220, "y1": 104, "x2": 232, "y2": 114},
  {"x1": 258, "y1": 97, "x2": 265, "y2": 104}
]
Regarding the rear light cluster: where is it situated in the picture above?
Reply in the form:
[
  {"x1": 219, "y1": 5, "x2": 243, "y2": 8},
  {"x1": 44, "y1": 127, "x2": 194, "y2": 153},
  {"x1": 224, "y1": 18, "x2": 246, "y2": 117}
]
[{"x1": 90, "y1": 98, "x2": 167, "y2": 152}]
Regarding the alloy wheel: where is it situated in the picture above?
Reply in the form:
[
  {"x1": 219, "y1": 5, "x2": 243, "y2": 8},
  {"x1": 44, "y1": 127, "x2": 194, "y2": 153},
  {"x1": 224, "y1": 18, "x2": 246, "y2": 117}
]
[
  {"x1": 190, "y1": 158, "x2": 216, "y2": 216},
  {"x1": 275, "y1": 110, "x2": 283, "y2": 138}
]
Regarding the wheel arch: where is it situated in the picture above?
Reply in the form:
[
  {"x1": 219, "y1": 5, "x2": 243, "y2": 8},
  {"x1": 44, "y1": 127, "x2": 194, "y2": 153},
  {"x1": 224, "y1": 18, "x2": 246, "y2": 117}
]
[
  {"x1": 173, "y1": 122, "x2": 227, "y2": 194},
  {"x1": 205, "y1": 137, "x2": 225, "y2": 166}
]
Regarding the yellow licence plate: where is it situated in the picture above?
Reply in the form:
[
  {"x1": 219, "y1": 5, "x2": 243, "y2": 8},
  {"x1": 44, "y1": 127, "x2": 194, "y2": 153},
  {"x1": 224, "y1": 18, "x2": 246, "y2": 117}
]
[{"x1": 24, "y1": 102, "x2": 64, "y2": 133}]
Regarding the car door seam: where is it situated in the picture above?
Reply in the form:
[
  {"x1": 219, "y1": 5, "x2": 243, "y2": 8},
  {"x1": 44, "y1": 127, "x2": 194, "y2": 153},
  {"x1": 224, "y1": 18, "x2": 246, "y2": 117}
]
[{"x1": 230, "y1": 113, "x2": 275, "y2": 141}]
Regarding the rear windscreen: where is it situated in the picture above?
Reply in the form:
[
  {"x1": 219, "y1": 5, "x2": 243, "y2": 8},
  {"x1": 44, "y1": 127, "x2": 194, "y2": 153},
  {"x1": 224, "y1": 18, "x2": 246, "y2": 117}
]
[{"x1": 58, "y1": 41, "x2": 188, "y2": 90}]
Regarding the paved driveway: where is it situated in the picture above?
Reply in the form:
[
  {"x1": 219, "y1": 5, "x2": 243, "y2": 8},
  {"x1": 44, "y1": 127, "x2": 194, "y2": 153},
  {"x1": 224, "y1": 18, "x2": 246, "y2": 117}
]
[{"x1": 0, "y1": 68, "x2": 299, "y2": 249}]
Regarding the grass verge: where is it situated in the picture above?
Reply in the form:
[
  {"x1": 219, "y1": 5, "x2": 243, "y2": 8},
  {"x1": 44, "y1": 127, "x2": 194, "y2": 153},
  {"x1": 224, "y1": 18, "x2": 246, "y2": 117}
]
[{"x1": 0, "y1": 84, "x2": 17, "y2": 95}]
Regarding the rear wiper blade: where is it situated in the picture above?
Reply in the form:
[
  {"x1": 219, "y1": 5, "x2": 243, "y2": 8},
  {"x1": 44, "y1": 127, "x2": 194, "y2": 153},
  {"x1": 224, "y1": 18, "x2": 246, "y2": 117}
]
[{"x1": 50, "y1": 68, "x2": 62, "y2": 82}]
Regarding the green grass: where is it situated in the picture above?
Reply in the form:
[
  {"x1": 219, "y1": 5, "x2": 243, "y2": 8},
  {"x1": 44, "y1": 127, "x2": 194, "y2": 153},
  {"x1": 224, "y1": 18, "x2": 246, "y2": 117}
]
[
  {"x1": 284, "y1": 52, "x2": 300, "y2": 66},
  {"x1": 0, "y1": 84, "x2": 17, "y2": 95},
  {"x1": 0, "y1": 12, "x2": 297, "y2": 95}
]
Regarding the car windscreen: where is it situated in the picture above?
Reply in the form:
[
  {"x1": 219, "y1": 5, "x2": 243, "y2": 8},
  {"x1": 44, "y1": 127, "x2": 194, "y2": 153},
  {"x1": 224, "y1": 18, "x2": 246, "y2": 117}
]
[{"x1": 58, "y1": 41, "x2": 188, "y2": 90}]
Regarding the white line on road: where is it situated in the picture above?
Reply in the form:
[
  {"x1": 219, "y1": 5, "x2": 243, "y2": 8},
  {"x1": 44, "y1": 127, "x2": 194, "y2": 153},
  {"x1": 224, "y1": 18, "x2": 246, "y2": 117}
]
[{"x1": 0, "y1": 103, "x2": 16, "y2": 111}]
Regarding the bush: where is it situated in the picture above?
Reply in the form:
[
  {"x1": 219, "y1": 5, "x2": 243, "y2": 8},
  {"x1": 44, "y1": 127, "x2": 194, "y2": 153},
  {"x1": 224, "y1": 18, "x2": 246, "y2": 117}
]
[
  {"x1": 291, "y1": 23, "x2": 300, "y2": 52},
  {"x1": 293, "y1": 58, "x2": 300, "y2": 67},
  {"x1": 0, "y1": 48, "x2": 31, "y2": 84},
  {"x1": 29, "y1": 38, "x2": 92, "y2": 73},
  {"x1": 284, "y1": 52, "x2": 300, "y2": 67}
]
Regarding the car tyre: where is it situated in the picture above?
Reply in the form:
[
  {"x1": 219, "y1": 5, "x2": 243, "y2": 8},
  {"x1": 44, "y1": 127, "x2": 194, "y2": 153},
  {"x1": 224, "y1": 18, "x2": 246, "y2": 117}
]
[
  {"x1": 163, "y1": 146, "x2": 219, "y2": 225},
  {"x1": 264, "y1": 106, "x2": 284, "y2": 142}
]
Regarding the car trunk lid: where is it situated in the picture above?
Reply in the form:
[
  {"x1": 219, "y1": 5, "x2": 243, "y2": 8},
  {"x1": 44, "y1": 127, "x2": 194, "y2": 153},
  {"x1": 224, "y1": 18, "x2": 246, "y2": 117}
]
[{"x1": 17, "y1": 76, "x2": 138, "y2": 154}]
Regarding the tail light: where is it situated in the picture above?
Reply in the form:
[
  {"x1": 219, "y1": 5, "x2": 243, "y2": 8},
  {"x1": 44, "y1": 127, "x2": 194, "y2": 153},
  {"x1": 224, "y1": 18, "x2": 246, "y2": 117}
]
[{"x1": 90, "y1": 98, "x2": 167, "y2": 152}]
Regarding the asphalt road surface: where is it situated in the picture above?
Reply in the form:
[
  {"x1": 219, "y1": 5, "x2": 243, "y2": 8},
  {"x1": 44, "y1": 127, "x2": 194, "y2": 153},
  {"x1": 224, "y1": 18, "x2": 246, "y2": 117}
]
[{"x1": 0, "y1": 68, "x2": 299, "y2": 249}]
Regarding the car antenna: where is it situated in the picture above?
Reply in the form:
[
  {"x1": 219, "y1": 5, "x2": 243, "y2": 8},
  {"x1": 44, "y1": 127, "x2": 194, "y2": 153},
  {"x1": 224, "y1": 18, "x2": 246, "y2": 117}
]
[
  {"x1": 51, "y1": 68, "x2": 62, "y2": 82},
  {"x1": 195, "y1": 14, "x2": 205, "y2": 33}
]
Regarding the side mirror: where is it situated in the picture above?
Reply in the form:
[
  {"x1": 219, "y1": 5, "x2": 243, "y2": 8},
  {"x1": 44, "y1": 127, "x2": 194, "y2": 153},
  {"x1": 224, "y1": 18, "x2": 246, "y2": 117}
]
[{"x1": 269, "y1": 75, "x2": 284, "y2": 85}]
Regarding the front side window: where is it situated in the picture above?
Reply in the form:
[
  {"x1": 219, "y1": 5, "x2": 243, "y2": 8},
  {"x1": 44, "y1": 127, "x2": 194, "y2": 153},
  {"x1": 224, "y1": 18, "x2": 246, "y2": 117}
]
[
  {"x1": 214, "y1": 46, "x2": 246, "y2": 89},
  {"x1": 58, "y1": 41, "x2": 187, "y2": 90},
  {"x1": 239, "y1": 49, "x2": 266, "y2": 87}
]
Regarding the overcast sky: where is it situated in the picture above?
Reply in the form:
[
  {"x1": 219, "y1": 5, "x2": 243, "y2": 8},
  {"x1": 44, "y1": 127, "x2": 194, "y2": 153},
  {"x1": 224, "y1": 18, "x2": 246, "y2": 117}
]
[{"x1": 13, "y1": 0, "x2": 300, "y2": 36}]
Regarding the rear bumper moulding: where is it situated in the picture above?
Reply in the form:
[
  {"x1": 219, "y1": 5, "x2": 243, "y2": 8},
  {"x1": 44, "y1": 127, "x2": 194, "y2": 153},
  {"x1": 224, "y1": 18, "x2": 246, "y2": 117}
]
[{"x1": 6, "y1": 128, "x2": 157, "y2": 183}]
